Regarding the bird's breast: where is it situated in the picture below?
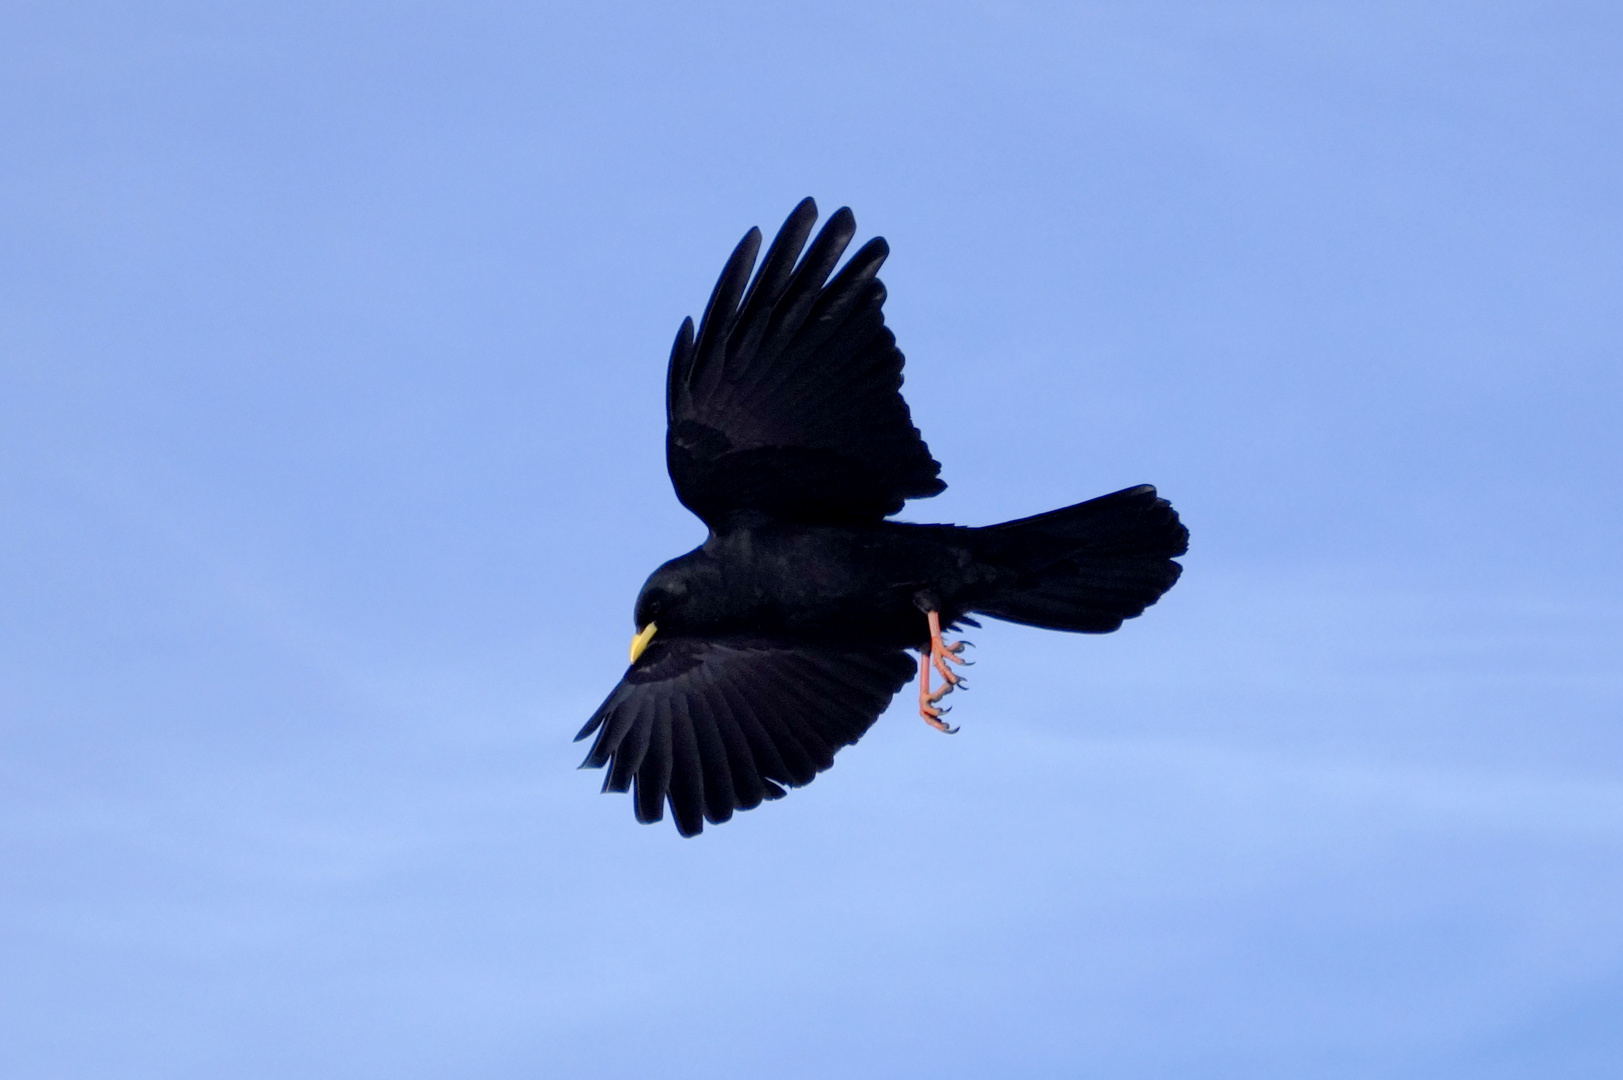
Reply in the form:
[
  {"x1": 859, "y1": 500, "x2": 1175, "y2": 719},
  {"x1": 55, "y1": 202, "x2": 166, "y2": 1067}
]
[{"x1": 699, "y1": 523, "x2": 972, "y2": 646}]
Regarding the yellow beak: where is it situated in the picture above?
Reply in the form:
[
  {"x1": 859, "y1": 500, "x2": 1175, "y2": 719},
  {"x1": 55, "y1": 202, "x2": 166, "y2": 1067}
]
[{"x1": 629, "y1": 622, "x2": 658, "y2": 664}]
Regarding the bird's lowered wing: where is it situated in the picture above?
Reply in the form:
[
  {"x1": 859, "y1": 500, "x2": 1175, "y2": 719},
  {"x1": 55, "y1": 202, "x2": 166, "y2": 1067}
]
[
  {"x1": 575, "y1": 635, "x2": 915, "y2": 836},
  {"x1": 665, "y1": 198, "x2": 946, "y2": 527}
]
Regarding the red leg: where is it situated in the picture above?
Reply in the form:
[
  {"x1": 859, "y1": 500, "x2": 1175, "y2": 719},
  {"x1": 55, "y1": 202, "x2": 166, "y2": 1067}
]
[
  {"x1": 916, "y1": 611, "x2": 964, "y2": 734},
  {"x1": 927, "y1": 610, "x2": 969, "y2": 687}
]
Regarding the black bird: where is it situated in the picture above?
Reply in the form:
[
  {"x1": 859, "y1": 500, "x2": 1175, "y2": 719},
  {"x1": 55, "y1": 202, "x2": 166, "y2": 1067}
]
[{"x1": 577, "y1": 198, "x2": 1188, "y2": 836}]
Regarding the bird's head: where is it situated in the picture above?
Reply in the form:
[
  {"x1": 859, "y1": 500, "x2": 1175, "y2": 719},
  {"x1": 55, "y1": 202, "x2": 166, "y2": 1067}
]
[{"x1": 628, "y1": 548, "x2": 716, "y2": 663}]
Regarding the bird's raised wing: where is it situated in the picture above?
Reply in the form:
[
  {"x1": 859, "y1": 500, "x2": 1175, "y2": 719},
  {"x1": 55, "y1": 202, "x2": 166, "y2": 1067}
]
[
  {"x1": 575, "y1": 635, "x2": 915, "y2": 836},
  {"x1": 665, "y1": 198, "x2": 946, "y2": 527}
]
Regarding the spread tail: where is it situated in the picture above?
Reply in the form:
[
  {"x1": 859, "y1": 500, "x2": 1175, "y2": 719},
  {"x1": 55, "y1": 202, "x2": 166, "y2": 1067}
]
[{"x1": 970, "y1": 484, "x2": 1188, "y2": 633}]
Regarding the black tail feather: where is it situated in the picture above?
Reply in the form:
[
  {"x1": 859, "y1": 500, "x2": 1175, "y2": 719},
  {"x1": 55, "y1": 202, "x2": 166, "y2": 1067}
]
[{"x1": 971, "y1": 485, "x2": 1187, "y2": 633}]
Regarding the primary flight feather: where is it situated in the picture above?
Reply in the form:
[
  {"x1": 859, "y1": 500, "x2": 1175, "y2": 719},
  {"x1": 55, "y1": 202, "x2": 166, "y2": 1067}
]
[{"x1": 577, "y1": 198, "x2": 1188, "y2": 836}]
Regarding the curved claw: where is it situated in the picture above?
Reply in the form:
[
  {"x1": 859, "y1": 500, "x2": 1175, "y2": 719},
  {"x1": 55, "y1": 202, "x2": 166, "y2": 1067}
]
[
  {"x1": 918, "y1": 697, "x2": 956, "y2": 731},
  {"x1": 921, "y1": 703, "x2": 958, "y2": 733}
]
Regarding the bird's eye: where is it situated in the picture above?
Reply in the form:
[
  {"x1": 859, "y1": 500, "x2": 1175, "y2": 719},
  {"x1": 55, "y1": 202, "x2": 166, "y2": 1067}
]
[{"x1": 636, "y1": 588, "x2": 668, "y2": 627}]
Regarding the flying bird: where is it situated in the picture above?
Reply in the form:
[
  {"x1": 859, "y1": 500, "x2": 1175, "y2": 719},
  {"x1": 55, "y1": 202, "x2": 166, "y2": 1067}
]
[{"x1": 577, "y1": 198, "x2": 1188, "y2": 836}]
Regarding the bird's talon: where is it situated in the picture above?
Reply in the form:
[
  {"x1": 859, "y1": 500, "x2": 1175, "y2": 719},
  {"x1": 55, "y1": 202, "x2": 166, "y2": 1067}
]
[{"x1": 921, "y1": 608, "x2": 978, "y2": 729}]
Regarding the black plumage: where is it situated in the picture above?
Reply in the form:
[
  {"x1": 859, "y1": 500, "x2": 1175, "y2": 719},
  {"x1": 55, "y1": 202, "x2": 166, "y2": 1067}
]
[{"x1": 577, "y1": 198, "x2": 1188, "y2": 836}]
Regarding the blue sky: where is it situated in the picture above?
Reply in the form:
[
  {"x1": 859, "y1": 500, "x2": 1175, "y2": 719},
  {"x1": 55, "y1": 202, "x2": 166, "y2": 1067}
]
[{"x1": 3, "y1": 2, "x2": 1620, "y2": 1077}]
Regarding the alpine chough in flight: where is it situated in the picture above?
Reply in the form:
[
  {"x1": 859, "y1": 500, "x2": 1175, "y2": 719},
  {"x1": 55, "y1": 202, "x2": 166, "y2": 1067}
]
[{"x1": 577, "y1": 198, "x2": 1188, "y2": 836}]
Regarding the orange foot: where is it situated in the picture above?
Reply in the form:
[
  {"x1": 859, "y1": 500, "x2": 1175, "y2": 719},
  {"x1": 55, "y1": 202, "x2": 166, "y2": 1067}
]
[{"x1": 916, "y1": 609, "x2": 970, "y2": 734}]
